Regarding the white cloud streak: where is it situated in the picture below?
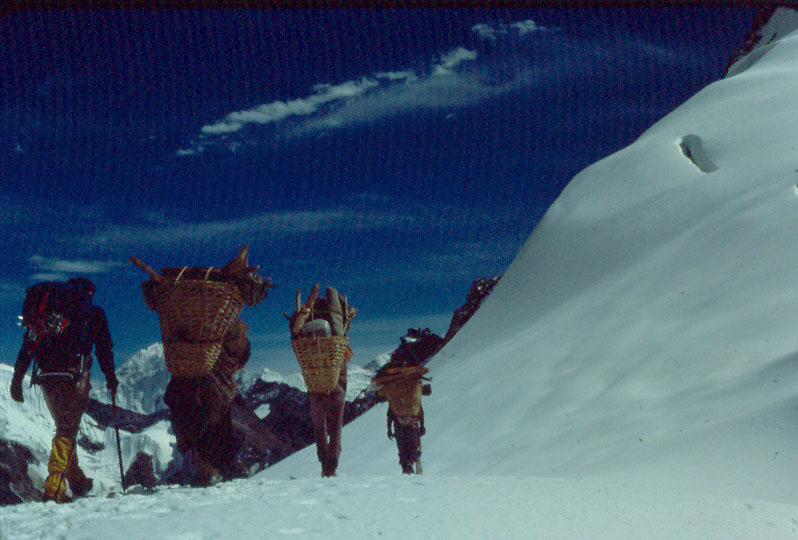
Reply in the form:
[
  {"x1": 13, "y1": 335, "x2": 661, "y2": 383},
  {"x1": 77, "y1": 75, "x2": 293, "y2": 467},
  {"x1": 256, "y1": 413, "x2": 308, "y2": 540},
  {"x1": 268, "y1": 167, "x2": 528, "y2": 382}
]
[
  {"x1": 182, "y1": 19, "x2": 556, "y2": 155},
  {"x1": 31, "y1": 272, "x2": 70, "y2": 282},
  {"x1": 294, "y1": 70, "x2": 508, "y2": 134},
  {"x1": 472, "y1": 19, "x2": 545, "y2": 41},
  {"x1": 432, "y1": 47, "x2": 478, "y2": 75},
  {"x1": 87, "y1": 208, "x2": 418, "y2": 248},
  {"x1": 28, "y1": 255, "x2": 125, "y2": 275},
  {"x1": 184, "y1": 46, "x2": 487, "y2": 153},
  {"x1": 199, "y1": 78, "x2": 380, "y2": 136},
  {"x1": 374, "y1": 71, "x2": 418, "y2": 82},
  {"x1": 512, "y1": 20, "x2": 541, "y2": 36}
]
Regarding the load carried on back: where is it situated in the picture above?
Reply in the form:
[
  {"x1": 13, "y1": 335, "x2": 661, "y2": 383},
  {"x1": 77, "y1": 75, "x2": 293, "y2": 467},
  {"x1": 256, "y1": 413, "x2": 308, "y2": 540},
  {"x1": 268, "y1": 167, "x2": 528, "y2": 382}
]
[
  {"x1": 287, "y1": 284, "x2": 356, "y2": 477},
  {"x1": 131, "y1": 245, "x2": 271, "y2": 377},
  {"x1": 131, "y1": 245, "x2": 271, "y2": 486},
  {"x1": 373, "y1": 365, "x2": 429, "y2": 417},
  {"x1": 370, "y1": 332, "x2": 432, "y2": 475},
  {"x1": 19, "y1": 278, "x2": 97, "y2": 377},
  {"x1": 372, "y1": 360, "x2": 430, "y2": 420},
  {"x1": 286, "y1": 284, "x2": 356, "y2": 394}
]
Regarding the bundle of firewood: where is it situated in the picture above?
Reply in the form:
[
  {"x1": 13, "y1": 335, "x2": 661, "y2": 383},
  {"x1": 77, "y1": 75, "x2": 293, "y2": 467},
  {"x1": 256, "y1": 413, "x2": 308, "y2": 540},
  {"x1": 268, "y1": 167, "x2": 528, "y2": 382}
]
[
  {"x1": 286, "y1": 284, "x2": 356, "y2": 393},
  {"x1": 131, "y1": 245, "x2": 272, "y2": 377}
]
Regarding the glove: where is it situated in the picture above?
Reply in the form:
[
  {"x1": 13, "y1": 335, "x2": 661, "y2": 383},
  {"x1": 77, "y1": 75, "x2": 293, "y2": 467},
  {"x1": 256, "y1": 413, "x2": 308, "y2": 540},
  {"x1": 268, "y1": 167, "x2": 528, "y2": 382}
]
[
  {"x1": 106, "y1": 373, "x2": 119, "y2": 395},
  {"x1": 419, "y1": 426, "x2": 426, "y2": 436},
  {"x1": 10, "y1": 375, "x2": 24, "y2": 403},
  {"x1": 387, "y1": 429, "x2": 393, "y2": 440}
]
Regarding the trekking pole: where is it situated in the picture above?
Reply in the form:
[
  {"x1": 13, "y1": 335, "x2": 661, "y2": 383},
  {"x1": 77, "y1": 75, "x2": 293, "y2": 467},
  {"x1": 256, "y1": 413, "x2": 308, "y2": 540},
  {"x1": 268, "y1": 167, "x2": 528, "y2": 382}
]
[{"x1": 112, "y1": 391, "x2": 126, "y2": 494}]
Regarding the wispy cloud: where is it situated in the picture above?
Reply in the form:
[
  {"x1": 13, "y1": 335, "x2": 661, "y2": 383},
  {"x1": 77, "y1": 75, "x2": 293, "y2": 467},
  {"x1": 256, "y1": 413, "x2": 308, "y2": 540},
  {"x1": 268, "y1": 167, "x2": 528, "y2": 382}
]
[
  {"x1": 196, "y1": 78, "x2": 381, "y2": 137},
  {"x1": 28, "y1": 255, "x2": 126, "y2": 275},
  {"x1": 179, "y1": 36, "x2": 522, "y2": 154},
  {"x1": 27, "y1": 255, "x2": 126, "y2": 281},
  {"x1": 432, "y1": 47, "x2": 478, "y2": 75},
  {"x1": 86, "y1": 207, "x2": 418, "y2": 248},
  {"x1": 471, "y1": 19, "x2": 547, "y2": 41},
  {"x1": 176, "y1": 18, "x2": 568, "y2": 156},
  {"x1": 294, "y1": 69, "x2": 513, "y2": 135}
]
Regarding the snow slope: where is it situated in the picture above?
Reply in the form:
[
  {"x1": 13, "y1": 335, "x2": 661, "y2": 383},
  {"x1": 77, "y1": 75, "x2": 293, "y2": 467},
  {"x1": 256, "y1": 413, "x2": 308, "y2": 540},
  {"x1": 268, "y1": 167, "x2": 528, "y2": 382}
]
[
  {"x1": 4, "y1": 9, "x2": 798, "y2": 540},
  {"x1": 3, "y1": 475, "x2": 797, "y2": 540}
]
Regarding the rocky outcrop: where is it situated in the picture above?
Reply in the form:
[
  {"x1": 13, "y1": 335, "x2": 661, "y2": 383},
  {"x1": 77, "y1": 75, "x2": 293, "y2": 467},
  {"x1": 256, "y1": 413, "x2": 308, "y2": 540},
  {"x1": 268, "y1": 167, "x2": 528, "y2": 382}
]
[
  {"x1": 86, "y1": 398, "x2": 169, "y2": 434},
  {"x1": 123, "y1": 452, "x2": 158, "y2": 490},
  {"x1": 390, "y1": 327, "x2": 446, "y2": 366},
  {"x1": 237, "y1": 379, "x2": 377, "y2": 466},
  {"x1": 725, "y1": 5, "x2": 779, "y2": 75},
  {"x1": 725, "y1": 6, "x2": 798, "y2": 77},
  {"x1": 443, "y1": 276, "x2": 502, "y2": 343},
  {"x1": 0, "y1": 440, "x2": 38, "y2": 505}
]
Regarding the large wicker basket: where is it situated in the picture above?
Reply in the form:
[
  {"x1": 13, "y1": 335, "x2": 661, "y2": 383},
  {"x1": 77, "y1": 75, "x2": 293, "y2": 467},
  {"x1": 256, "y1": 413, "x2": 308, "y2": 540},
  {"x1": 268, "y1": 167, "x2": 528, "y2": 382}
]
[
  {"x1": 380, "y1": 378, "x2": 423, "y2": 417},
  {"x1": 163, "y1": 341, "x2": 223, "y2": 377},
  {"x1": 145, "y1": 278, "x2": 244, "y2": 377},
  {"x1": 375, "y1": 366, "x2": 429, "y2": 417},
  {"x1": 291, "y1": 336, "x2": 349, "y2": 393}
]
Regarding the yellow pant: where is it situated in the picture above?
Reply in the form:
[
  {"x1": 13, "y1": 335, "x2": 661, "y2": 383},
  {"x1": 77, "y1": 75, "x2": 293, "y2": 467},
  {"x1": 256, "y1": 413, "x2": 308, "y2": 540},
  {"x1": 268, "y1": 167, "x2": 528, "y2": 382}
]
[
  {"x1": 43, "y1": 436, "x2": 74, "y2": 501},
  {"x1": 40, "y1": 372, "x2": 91, "y2": 501}
]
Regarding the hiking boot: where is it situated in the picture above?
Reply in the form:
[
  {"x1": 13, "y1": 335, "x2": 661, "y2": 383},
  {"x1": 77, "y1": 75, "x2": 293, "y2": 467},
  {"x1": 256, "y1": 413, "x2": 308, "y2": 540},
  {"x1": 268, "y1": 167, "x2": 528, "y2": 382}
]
[
  {"x1": 70, "y1": 476, "x2": 93, "y2": 497},
  {"x1": 321, "y1": 456, "x2": 338, "y2": 477},
  {"x1": 42, "y1": 491, "x2": 73, "y2": 504},
  {"x1": 192, "y1": 452, "x2": 222, "y2": 487}
]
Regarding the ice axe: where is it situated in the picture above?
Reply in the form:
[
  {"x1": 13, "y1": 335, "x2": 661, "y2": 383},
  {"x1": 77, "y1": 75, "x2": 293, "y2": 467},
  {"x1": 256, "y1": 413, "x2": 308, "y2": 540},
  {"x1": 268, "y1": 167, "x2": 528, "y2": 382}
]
[{"x1": 112, "y1": 391, "x2": 126, "y2": 494}]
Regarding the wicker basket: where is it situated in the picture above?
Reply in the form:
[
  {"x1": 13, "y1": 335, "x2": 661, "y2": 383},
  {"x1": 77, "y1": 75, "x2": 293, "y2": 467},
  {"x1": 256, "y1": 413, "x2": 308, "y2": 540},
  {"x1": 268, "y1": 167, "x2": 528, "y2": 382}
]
[
  {"x1": 291, "y1": 336, "x2": 349, "y2": 393},
  {"x1": 380, "y1": 378, "x2": 423, "y2": 417},
  {"x1": 163, "y1": 341, "x2": 223, "y2": 377},
  {"x1": 150, "y1": 280, "x2": 244, "y2": 342},
  {"x1": 373, "y1": 365, "x2": 429, "y2": 386},
  {"x1": 146, "y1": 278, "x2": 244, "y2": 377}
]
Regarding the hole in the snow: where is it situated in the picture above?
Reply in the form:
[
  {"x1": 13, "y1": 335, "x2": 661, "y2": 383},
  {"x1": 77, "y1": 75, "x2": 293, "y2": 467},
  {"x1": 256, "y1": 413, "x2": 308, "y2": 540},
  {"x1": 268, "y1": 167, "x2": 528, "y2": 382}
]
[{"x1": 678, "y1": 134, "x2": 718, "y2": 173}]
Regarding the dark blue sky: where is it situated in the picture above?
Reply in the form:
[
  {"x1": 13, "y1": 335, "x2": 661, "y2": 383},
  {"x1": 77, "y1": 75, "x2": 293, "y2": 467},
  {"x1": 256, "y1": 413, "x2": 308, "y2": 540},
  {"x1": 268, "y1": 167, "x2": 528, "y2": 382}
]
[{"x1": 0, "y1": 7, "x2": 756, "y2": 374}]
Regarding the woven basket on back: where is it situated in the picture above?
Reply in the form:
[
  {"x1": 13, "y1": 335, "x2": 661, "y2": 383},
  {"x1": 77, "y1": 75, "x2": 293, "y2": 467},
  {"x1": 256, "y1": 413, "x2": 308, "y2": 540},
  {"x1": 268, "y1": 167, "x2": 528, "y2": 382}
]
[
  {"x1": 163, "y1": 341, "x2": 223, "y2": 377},
  {"x1": 146, "y1": 277, "x2": 244, "y2": 377},
  {"x1": 291, "y1": 335, "x2": 349, "y2": 393},
  {"x1": 380, "y1": 378, "x2": 423, "y2": 417}
]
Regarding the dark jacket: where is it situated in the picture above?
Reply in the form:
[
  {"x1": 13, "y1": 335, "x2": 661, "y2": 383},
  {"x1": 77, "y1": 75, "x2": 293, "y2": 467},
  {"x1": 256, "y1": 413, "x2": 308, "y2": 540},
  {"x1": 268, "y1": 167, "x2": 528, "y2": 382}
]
[{"x1": 14, "y1": 304, "x2": 115, "y2": 381}]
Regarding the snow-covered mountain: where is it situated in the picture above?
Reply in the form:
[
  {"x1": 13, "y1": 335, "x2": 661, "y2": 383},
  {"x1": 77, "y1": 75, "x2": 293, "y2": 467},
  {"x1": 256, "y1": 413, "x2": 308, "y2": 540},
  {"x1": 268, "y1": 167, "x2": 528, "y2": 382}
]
[
  {"x1": 0, "y1": 363, "x2": 175, "y2": 501},
  {"x1": 89, "y1": 342, "x2": 376, "y2": 415},
  {"x1": 89, "y1": 343, "x2": 170, "y2": 414},
  {"x1": 3, "y1": 8, "x2": 798, "y2": 539}
]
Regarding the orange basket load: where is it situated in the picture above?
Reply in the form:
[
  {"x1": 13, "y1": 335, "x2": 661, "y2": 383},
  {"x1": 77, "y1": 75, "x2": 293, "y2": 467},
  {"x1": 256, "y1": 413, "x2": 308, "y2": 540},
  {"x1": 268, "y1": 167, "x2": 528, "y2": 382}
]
[{"x1": 374, "y1": 366, "x2": 429, "y2": 417}]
